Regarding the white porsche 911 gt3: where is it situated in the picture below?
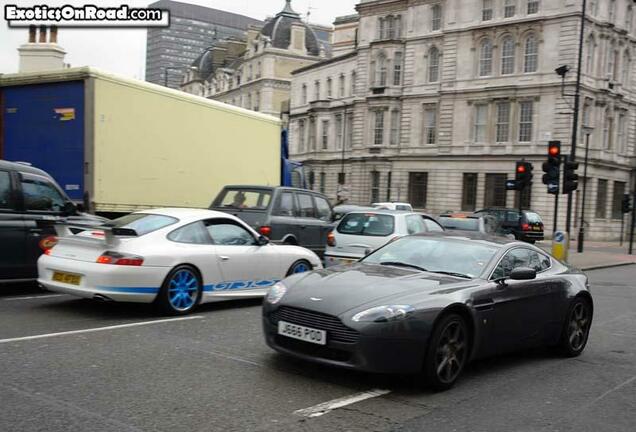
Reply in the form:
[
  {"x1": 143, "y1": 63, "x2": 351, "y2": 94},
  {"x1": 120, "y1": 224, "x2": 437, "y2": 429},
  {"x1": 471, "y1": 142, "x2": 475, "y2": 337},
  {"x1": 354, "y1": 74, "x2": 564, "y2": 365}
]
[{"x1": 37, "y1": 208, "x2": 322, "y2": 314}]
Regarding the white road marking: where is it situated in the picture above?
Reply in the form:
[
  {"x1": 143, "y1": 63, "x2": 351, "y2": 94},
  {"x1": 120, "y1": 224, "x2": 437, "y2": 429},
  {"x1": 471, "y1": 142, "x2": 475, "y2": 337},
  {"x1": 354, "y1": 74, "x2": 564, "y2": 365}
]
[
  {"x1": 0, "y1": 316, "x2": 203, "y2": 344},
  {"x1": 294, "y1": 389, "x2": 391, "y2": 418},
  {"x1": 582, "y1": 374, "x2": 636, "y2": 409},
  {"x1": 3, "y1": 294, "x2": 65, "y2": 301}
]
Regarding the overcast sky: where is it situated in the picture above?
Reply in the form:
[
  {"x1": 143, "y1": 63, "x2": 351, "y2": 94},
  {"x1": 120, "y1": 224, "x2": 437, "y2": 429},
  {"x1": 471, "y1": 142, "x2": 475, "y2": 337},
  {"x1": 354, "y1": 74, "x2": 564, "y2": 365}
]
[{"x1": 0, "y1": 0, "x2": 359, "y2": 79}]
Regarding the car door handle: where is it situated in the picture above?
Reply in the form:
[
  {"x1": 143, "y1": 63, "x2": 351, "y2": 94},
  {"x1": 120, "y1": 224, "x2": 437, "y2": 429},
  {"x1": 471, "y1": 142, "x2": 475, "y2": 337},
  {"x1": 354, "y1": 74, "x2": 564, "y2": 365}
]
[{"x1": 219, "y1": 256, "x2": 230, "y2": 261}]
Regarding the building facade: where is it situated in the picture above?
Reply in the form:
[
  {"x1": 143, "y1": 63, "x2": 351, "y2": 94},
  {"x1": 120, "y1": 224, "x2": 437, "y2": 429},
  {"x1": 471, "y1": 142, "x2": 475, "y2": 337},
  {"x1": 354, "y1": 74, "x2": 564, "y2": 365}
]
[
  {"x1": 289, "y1": 0, "x2": 636, "y2": 241},
  {"x1": 180, "y1": 1, "x2": 332, "y2": 119},
  {"x1": 145, "y1": 0, "x2": 261, "y2": 88}
]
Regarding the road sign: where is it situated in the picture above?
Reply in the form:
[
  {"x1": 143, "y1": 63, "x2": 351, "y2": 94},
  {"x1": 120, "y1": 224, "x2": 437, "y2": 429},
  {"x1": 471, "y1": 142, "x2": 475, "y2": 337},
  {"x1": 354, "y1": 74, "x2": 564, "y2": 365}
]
[
  {"x1": 505, "y1": 180, "x2": 517, "y2": 190},
  {"x1": 552, "y1": 230, "x2": 569, "y2": 262}
]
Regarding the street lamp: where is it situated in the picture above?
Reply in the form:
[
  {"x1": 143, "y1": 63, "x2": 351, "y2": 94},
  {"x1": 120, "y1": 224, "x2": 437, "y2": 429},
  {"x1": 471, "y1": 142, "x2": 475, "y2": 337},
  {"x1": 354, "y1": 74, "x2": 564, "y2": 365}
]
[{"x1": 577, "y1": 124, "x2": 594, "y2": 253}]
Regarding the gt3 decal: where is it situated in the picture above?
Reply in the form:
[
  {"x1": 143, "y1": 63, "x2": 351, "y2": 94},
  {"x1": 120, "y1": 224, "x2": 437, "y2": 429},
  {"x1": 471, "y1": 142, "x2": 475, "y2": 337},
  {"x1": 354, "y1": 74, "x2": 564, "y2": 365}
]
[{"x1": 204, "y1": 279, "x2": 279, "y2": 292}]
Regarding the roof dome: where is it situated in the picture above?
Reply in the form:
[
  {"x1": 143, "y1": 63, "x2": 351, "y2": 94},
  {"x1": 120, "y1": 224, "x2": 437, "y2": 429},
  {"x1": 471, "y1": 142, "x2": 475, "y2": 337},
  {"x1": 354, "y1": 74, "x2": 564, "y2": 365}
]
[
  {"x1": 190, "y1": 49, "x2": 215, "y2": 80},
  {"x1": 259, "y1": 0, "x2": 320, "y2": 56}
]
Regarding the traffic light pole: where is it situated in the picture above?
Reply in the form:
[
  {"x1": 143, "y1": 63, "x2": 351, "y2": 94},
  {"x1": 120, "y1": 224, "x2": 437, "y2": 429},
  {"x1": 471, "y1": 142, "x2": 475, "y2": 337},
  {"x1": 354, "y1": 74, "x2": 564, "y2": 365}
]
[
  {"x1": 577, "y1": 133, "x2": 591, "y2": 253},
  {"x1": 553, "y1": 193, "x2": 559, "y2": 234},
  {"x1": 566, "y1": 0, "x2": 587, "y2": 235}
]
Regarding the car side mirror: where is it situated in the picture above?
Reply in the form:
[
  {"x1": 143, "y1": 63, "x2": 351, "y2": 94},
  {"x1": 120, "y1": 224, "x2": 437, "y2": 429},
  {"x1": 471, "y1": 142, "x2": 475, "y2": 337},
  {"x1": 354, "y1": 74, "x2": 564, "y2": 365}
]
[
  {"x1": 76, "y1": 203, "x2": 85, "y2": 213},
  {"x1": 256, "y1": 235, "x2": 270, "y2": 246},
  {"x1": 62, "y1": 201, "x2": 77, "y2": 216},
  {"x1": 510, "y1": 267, "x2": 536, "y2": 280}
]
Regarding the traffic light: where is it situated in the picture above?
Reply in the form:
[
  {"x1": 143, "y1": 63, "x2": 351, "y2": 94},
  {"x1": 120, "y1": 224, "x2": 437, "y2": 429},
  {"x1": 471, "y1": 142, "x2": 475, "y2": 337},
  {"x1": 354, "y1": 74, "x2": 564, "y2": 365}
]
[
  {"x1": 542, "y1": 141, "x2": 561, "y2": 194},
  {"x1": 562, "y1": 155, "x2": 579, "y2": 194},
  {"x1": 515, "y1": 161, "x2": 533, "y2": 190},
  {"x1": 623, "y1": 194, "x2": 632, "y2": 213}
]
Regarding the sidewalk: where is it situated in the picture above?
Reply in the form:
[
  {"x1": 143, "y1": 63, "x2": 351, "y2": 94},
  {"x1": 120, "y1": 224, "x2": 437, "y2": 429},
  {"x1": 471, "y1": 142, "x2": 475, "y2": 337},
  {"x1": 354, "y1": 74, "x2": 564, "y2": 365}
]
[{"x1": 538, "y1": 240, "x2": 636, "y2": 271}]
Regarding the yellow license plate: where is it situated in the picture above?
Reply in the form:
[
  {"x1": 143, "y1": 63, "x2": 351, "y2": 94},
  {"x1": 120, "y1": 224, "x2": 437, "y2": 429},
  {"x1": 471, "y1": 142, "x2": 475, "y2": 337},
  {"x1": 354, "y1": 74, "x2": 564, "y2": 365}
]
[
  {"x1": 533, "y1": 227, "x2": 541, "y2": 231},
  {"x1": 52, "y1": 271, "x2": 81, "y2": 286}
]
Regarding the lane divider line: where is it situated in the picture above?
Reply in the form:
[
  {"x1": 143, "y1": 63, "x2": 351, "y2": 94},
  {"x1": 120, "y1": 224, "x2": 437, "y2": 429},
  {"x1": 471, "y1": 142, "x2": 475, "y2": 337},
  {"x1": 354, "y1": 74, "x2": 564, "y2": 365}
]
[
  {"x1": 0, "y1": 315, "x2": 203, "y2": 344},
  {"x1": 3, "y1": 294, "x2": 65, "y2": 301},
  {"x1": 294, "y1": 389, "x2": 391, "y2": 418}
]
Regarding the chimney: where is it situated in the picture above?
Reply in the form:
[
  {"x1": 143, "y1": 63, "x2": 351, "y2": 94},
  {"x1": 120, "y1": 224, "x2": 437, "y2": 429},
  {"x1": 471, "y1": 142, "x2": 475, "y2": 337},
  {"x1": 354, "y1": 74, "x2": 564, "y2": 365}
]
[
  {"x1": 18, "y1": 26, "x2": 67, "y2": 73},
  {"x1": 289, "y1": 21, "x2": 306, "y2": 55}
]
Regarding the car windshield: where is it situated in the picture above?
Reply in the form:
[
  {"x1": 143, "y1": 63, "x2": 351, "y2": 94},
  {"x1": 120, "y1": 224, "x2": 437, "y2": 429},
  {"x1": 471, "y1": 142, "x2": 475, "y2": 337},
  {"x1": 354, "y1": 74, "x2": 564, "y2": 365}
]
[
  {"x1": 213, "y1": 189, "x2": 272, "y2": 210},
  {"x1": 337, "y1": 213, "x2": 395, "y2": 236},
  {"x1": 105, "y1": 214, "x2": 178, "y2": 236},
  {"x1": 361, "y1": 236, "x2": 498, "y2": 278},
  {"x1": 525, "y1": 212, "x2": 542, "y2": 223},
  {"x1": 439, "y1": 217, "x2": 480, "y2": 231}
]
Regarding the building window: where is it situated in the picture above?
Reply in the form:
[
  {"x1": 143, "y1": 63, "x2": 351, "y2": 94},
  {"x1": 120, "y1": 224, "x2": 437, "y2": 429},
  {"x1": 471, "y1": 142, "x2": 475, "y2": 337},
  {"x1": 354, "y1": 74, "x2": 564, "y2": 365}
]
[
  {"x1": 390, "y1": 110, "x2": 400, "y2": 145},
  {"x1": 309, "y1": 118, "x2": 316, "y2": 150},
  {"x1": 612, "y1": 181, "x2": 626, "y2": 219},
  {"x1": 479, "y1": 39, "x2": 493, "y2": 76},
  {"x1": 387, "y1": 16, "x2": 395, "y2": 39},
  {"x1": 373, "y1": 111, "x2": 385, "y2": 145},
  {"x1": 393, "y1": 52, "x2": 403, "y2": 85},
  {"x1": 496, "y1": 101, "x2": 511, "y2": 142},
  {"x1": 335, "y1": 114, "x2": 343, "y2": 149},
  {"x1": 254, "y1": 92, "x2": 260, "y2": 111},
  {"x1": 376, "y1": 53, "x2": 387, "y2": 86},
  {"x1": 431, "y1": 4, "x2": 442, "y2": 31},
  {"x1": 423, "y1": 105, "x2": 437, "y2": 144},
  {"x1": 350, "y1": 71, "x2": 356, "y2": 96},
  {"x1": 603, "y1": 109, "x2": 613, "y2": 150},
  {"x1": 314, "y1": 80, "x2": 320, "y2": 100},
  {"x1": 596, "y1": 179, "x2": 607, "y2": 219},
  {"x1": 320, "y1": 172, "x2": 326, "y2": 194},
  {"x1": 527, "y1": 0, "x2": 539, "y2": 15},
  {"x1": 386, "y1": 172, "x2": 392, "y2": 201},
  {"x1": 298, "y1": 119, "x2": 306, "y2": 152},
  {"x1": 482, "y1": 0, "x2": 493, "y2": 21},
  {"x1": 524, "y1": 35, "x2": 538, "y2": 72},
  {"x1": 589, "y1": 0, "x2": 597, "y2": 15},
  {"x1": 429, "y1": 47, "x2": 440, "y2": 82},
  {"x1": 622, "y1": 53, "x2": 631, "y2": 87},
  {"x1": 346, "y1": 112, "x2": 354, "y2": 148},
  {"x1": 408, "y1": 172, "x2": 428, "y2": 208},
  {"x1": 586, "y1": 36, "x2": 595, "y2": 75},
  {"x1": 321, "y1": 120, "x2": 329, "y2": 150},
  {"x1": 485, "y1": 174, "x2": 507, "y2": 207},
  {"x1": 327, "y1": 77, "x2": 332, "y2": 98},
  {"x1": 339, "y1": 74, "x2": 345, "y2": 97},
  {"x1": 609, "y1": 0, "x2": 616, "y2": 24},
  {"x1": 617, "y1": 113, "x2": 626, "y2": 154},
  {"x1": 519, "y1": 101, "x2": 534, "y2": 142},
  {"x1": 371, "y1": 171, "x2": 381, "y2": 203},
  {"x1": 504, "y1": 0, "x2": 516, "y2": 18},
  {"x1": 462, "y1": 173, "x2": 478, "y2": 211},
  {"x1": 627, "y1": 6, "x2": 633, "y2": 33},
  {"x1": 338, "y1": 172, "x2": 346, "y2": 185},
  {"x1": 501, "y1": 36, "x2": 515, "y2": 75},
  {"x1": 611, "y1": 50, "x2": 620, "y2": 81},
  {"x1": 474, "y1": 104, "x2": 488, "y2": 143},
  {"x1": 378, "y1": 17, "x2": 385, "y2": 39}
]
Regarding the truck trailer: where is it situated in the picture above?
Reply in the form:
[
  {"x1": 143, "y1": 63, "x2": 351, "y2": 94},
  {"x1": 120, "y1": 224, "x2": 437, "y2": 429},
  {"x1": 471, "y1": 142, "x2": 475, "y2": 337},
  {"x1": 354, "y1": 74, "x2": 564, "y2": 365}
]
[{"x1": 0, "y1": 67, "x2": 289, "y2": 216}]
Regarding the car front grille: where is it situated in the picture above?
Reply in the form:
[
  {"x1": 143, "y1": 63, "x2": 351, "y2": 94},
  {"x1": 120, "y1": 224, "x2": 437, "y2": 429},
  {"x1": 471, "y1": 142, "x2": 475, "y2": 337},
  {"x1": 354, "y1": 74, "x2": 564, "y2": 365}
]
[{"x1": 270, "y1": 306, "x2": 360, "y2": 344}]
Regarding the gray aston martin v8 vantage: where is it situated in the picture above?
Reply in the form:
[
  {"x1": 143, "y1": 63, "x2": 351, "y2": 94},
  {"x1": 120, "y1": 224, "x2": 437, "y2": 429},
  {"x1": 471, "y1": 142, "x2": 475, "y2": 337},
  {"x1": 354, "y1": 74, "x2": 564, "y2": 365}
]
[{"x1": 262, "y1": 233, "x2": 593, "y2": 390}]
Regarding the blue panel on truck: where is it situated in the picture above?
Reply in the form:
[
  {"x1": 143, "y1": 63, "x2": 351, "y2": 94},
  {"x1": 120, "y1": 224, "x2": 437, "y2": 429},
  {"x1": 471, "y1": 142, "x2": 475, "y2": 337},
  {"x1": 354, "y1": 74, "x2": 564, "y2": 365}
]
[{"x1": 2, "y1": 81, "x2": 85, "y2": 200}]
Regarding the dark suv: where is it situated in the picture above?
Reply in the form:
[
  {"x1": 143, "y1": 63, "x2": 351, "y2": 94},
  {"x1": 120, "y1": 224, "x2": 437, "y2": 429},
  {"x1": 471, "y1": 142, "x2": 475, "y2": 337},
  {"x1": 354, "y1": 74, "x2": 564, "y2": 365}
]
[
  {"x1": 473, "y1": 208, "x2": 544, "y2": 243},
  {"x1": 210, "y1": 186, "x2": 333, "y2": 255},
  {"x1": 0, "y1": 160, "x2": 108, "y2": 284}
]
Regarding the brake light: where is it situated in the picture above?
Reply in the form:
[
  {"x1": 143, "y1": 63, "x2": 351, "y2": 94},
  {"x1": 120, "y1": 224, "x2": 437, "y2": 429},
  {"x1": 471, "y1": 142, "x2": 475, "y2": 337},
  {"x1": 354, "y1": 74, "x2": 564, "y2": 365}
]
[
  {"x1": 44, "y1": 249, "x2": 52, "y2": 255},
  {"x1": 39, "y1": 235, "x2": 58, "y2": 252},
  {"x1": 259, "y1": 226, "x2": 272, "y2": 237},
  {"x1": 522, "y1": 223, "x2": 530, "y2": 231},
  {"x1": 96, "y1": 251, "x2": 144, "y2": 266},
  {"x1": 327, "y1": 230, "x2": 336, "y2": 247}
]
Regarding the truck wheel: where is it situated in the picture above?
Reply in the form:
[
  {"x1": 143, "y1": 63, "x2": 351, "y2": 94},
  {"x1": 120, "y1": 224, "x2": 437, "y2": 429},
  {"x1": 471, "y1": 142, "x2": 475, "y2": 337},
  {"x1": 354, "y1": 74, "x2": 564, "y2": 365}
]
[{"x1": 156, "y1": 265, "x2": 202, "y2": 315}]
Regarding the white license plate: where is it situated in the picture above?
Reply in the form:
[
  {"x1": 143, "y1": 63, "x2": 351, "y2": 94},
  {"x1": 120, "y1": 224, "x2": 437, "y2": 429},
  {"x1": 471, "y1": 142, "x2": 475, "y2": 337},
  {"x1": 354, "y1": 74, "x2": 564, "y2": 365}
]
[{"x1": 278, "y1": 320, "x2": 326, "y2": 345}]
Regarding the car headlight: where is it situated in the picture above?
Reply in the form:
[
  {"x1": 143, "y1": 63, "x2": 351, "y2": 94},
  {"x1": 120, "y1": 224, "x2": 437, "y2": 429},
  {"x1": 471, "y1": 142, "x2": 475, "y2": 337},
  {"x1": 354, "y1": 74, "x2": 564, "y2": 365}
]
[
  {"x1": 266, "y1": 282, "x2": 288, "y2": 304},
  {"x1": 351, "y1": 305, "x2": 415, "y2": 323}
]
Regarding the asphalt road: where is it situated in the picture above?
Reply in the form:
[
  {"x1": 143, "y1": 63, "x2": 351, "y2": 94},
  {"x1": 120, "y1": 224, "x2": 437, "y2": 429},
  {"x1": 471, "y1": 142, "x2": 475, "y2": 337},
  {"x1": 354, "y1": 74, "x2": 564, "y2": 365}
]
[{"x1": 0, "y1": 266, "x2": 634, "y2": 432}]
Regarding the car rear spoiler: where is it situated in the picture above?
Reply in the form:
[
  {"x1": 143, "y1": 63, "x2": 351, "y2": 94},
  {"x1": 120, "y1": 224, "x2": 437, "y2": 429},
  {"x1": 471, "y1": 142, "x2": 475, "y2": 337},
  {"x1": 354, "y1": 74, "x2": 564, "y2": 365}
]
[{"x1": 54, "y1": 224, "x2": 138, "y2": 247}]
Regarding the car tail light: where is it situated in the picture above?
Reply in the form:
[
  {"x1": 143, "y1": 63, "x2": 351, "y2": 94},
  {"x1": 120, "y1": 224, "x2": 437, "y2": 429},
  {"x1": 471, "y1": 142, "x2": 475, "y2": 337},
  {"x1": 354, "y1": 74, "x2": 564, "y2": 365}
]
[
  {"x1": 96, "y1": 251, "x2": 144, "y2": 266},
  {"x1": 39, "y1": 235, "x2": 58, "y2": 252},
  {"x1": 521, "y1": 223, "x2": 530, "y2": 231},
  {"x1": 259, "y1": 226, "x2": 272, "y2": 237},
  {"x1": 327, "y1": 230, "x2": 336, "y2": 247},
  {"x1": 44, "y1": 249, "x2": 52, "y2": 256}
]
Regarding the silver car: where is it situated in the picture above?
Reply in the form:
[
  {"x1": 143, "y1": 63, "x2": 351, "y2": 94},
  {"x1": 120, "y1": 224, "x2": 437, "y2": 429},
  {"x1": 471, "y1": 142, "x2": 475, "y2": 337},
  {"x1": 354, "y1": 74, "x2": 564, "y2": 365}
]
[{"x1": 324, "y1": 210, "x2": 444, "y2": 267}]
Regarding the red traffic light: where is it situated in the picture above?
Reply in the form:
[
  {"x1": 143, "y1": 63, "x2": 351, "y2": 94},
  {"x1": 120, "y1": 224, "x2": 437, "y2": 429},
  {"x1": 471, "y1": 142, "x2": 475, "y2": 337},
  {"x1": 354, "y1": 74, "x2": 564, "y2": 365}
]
[
  {"x1": 517, "y1": 165, "x2": 526, "y2": 173},
  {"x1": 549, "y1": 146, "x2": 560, "y2": 156}
]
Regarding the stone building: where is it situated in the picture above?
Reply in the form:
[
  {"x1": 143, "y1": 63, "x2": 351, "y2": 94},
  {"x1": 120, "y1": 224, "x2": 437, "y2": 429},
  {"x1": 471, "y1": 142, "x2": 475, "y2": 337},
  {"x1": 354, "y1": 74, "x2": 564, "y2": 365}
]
[
  {"x1": 180, "y1": 1, "x2": 332, "y2": 119},
  {"x1": 289, "y1": 0, "x2": 636, "y2": 241}
]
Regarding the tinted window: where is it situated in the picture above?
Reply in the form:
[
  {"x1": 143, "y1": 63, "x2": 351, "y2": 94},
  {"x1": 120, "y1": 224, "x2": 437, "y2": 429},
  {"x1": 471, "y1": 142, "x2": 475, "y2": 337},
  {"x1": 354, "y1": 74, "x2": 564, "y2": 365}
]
[
  {"x1": 524, "y1": 212, "x2": 542, "y2": 223},
  {"x1": 21, "y1": 175, "x2": 66, "y2": 212},
  {"x1": 107, "y1": 214, "x2": 178, "y2": 236},
  {"x1": 275, "y1": 192, "x2": 296, "y2": 216},
  {"x1": 423, "y1": 217, "x2": 444, "y2": 232},
  {"x1": 315, "y1": 196, "x2": 332, "y2": 221},
  {"x1": 505, "y1": 211, "x2": 520, "y2": 223},
  {"x1": 215, "y1": 189, "x2": 271, "y2": 210},
  {"x1": 168, "y1": 222, "x2": 211, "y2": 244},
  {"x1": 396, "y1": 204, "x2": 413, "y2": 211},
  {"x1": 206, "y1": 221, "x2": 255, "y2": 246},
  {"x1": 439, "y1": 217, "x2": 480, "y2": 231},
  {"x1": 527, "y1": 250, "x2": 551, "y2": 272},
  {"x1": 491, "y1": 248, "x2": 531, "y2": 279},
  {"x1": 297, "y1": 193, "x2": 316, "y2": 218},
  {"x1": 338, "y1": 213, "x2": 395, "y2": 237},
  {"x1": 406, "y1": 214, "x2": 426, "y2": 234},
  {"x1": 363, "y1": 237, "x2": 497, "y2": 278},
  {"x1": 0, "y1": 171, "x2": 11, "y2": 209}
]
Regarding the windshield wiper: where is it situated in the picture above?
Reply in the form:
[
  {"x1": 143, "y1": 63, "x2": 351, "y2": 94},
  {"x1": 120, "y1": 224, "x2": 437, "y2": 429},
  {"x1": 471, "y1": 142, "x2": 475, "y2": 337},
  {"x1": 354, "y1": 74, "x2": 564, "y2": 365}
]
[
  {"x1": 427, "y1": 270, "x2": 472, "y2": 279},
  {"x1": 379, "y1": 261, "x2": 428, "y2": 272}
]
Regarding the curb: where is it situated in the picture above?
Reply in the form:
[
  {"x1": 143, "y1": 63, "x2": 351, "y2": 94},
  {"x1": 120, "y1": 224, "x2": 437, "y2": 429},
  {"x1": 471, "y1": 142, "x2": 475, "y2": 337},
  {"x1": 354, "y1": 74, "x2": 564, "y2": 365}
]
[{"x1": 579, "y1": 261, "x2": 636, "y2": 271}]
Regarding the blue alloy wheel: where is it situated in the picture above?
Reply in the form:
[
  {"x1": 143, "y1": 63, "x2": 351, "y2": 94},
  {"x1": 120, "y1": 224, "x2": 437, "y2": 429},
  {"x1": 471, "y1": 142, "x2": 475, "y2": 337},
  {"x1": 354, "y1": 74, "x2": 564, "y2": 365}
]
[
  {"x1": 287, "y1": 260, "x2": 311, "y2": 276},
  {"x1": 168, "y1": 269, "x2": 199, "y2": 311}
]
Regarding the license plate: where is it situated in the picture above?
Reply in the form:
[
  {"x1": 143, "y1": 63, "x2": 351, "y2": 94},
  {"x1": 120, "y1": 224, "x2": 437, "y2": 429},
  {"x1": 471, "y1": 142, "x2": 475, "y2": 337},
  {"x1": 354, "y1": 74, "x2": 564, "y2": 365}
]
[
  {"x1": 52, "y1": 271, "x2": 81, "y2": 286},
  {"x1": 339, "y1": 258, "x2": 357, "y2": 266},
  {"x1": 533, "y1": 227, "x2": 541, "y2": 231},
  {"x1": 278, "y1": 320, "x2": 326, "y2": 345}
]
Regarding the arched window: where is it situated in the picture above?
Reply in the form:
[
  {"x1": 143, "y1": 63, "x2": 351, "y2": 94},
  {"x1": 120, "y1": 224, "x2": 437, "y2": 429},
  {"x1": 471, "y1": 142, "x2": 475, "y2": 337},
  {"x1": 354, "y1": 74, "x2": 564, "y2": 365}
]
[
  {"x1": 501, "y1": 36, "x2": 515, "y2": 75},
  {"x1": 524, "y1": 34, "x2": 538, "y2": 73},
  {"x1": 393, "y1": 52, "x2": 403, "y2": 85},
  {"x1": 479, "y1": 39, "x2": 493, "y2": 76},
  {"x1": 429, "y1": 47, "x2": 440, "y2": 82},
  {"x1": 377, "y1": 53, "x2": 387, "y2": 86},
  {"x1": 607, "y1": 42, "x2": 616, "y2": 79},
  {"x1": 622, "y1": 52, "x2": 631, "y2": 87},
  {"x1": 431, "y1": 4, "x2": 442, "y2": 31},
  {"x1": 586, "y1": 35, "x2": 596, "y2": 75}
]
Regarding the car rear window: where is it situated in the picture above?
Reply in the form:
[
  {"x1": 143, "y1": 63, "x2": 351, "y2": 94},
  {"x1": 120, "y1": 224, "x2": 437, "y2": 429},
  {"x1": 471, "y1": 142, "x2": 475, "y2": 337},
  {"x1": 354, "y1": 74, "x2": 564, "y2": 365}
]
[
  {"x1": 524, "y1": 212, "x2": 542, "y2": 223},
  {"x1": 106, "y1": 214, "x2": 178, "y2": 236},
  {"x1": 439, "y1": 217, "x2": 480, "y2": 231},
  {"x1": 337, "y1": 213, "x2": 395, "y2": 236},
  {"x1": 213, "y1": 189, "x2": 272, "y2": 210}
]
